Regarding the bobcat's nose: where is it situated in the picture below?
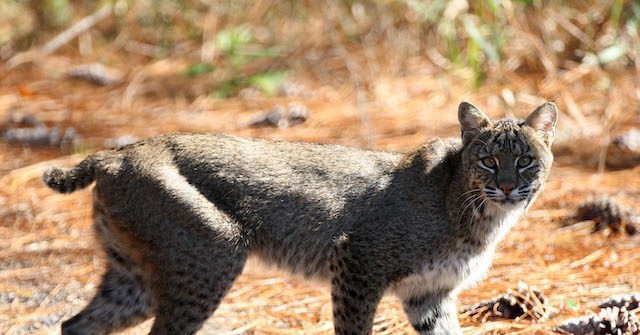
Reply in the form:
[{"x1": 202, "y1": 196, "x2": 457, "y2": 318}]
[{"x1": 498, "y1": 183, "x2": 516, "y2": 196}]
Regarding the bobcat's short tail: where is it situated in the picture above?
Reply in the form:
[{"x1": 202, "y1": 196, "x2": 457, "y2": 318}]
[{"x1": 43, "y1": 155, "x2": 99, "y2": 193}]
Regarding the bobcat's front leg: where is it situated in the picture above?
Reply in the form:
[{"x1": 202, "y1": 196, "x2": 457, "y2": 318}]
[
  {"x1": 402, "y1": 291, "x2": 462, "y2": 335},
  {"x1": 330, "y1": 237, "x2": 386, "y2": 335},
  {"x1": 330, "y1": 266, "x2": 385, "y2": 334}
]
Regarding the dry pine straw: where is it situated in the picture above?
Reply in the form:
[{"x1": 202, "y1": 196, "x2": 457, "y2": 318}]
[
  {"x1": 1, "y1": 57, "x2": 640, "y2": 334},
  {"x1": 2, "y1": 143, "x2": 640, "y2": 334}
]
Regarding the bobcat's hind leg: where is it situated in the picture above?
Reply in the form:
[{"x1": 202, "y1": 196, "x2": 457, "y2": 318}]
[
  {"x1": 61, "y1": 259, "x2": 152, "y2": 335},
  {"x1": 138, "y1": 166, "x2": 249, "y2": 335},
  {"x1": 62, "y1": 204, "x2": 153, "y2": 335}
]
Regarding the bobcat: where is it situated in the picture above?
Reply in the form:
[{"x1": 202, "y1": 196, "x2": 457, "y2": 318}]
[{"x1": 44, "y1": 101, "x2": 557, "y2": 335}]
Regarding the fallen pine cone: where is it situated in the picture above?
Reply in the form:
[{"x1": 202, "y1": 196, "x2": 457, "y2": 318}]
[
  {"x1": 599, "y1": 293, "x2": 640, "y2": 311},
  {"x1": 607, "y1": 129, "x2": 640, "y2": 170},
  {"x1": 248, "y1": 104, "x2": 309, "y2": 129},
  {"x1": 573, "y1": 196, "x2": 638, "y2": 236},
  {"x1": 3, "y1": 113, "x2": 78, "y2": 147},
  {"x1": 555, "y1": 306, "x2": 640, "y2": 335},
  {"x1": 66, "y1": 63, "x2": 121, "y2": 86},
  {"x1": 461, "y1": 281, "x2": 551, "y2": 322}
]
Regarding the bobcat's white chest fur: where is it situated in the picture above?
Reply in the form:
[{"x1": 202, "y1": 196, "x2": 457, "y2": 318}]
[{"x1": 392, "y1": 205, "x2": 523, "y2": 300}]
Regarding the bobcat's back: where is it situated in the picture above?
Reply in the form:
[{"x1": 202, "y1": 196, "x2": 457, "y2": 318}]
[{"x1": 49, "y1": 133, "x2": 405, "y2": 279}]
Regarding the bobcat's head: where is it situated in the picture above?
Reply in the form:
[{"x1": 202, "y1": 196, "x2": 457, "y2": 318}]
[{"x1": 458, "y1": 101, "x2": 557, "y2": 211}]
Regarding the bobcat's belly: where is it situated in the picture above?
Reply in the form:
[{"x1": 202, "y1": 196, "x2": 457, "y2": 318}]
[{"x1": 392, "y1": 248, "x2": 495, "y2": 300}]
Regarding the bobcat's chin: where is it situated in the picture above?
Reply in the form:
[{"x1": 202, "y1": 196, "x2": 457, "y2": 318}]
[{"x1": 491, "y1": 197, "x2": 527, "y2": 211}]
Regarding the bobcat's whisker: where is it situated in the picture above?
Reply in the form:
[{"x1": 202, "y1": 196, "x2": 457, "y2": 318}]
[
  {"x1": 475, "y1": 198, "x2": 489, "y2": 215},
  {"x1": 459, "y1": 194, "x2": 483, "y2": 225},
  {"x1": 459, "y1": 192, "x2": 482, "y2": 212},
  {"x1": 458, "y1": 188, "x2": 481, "y2": 199}
]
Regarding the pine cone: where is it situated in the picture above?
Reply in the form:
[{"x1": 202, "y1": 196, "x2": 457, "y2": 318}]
[
  {"x1": 575, "y1": 196, "x2": 625, "y2": 233},
  {"x1": 462, "y1": 282, "x2": 550, "y2": 321},
  {"x1": 607, "y1": 129, "x2": 640, "y2": 169},
  {"x1": 66, "y1": 63, "x2": 121, "y2": 86},
  {"x1": 249, "y1": 104, "x2": 309, "y2": 128},
  {"x1": 555, "y1": 307, "x2": 640, "y2": 335}
]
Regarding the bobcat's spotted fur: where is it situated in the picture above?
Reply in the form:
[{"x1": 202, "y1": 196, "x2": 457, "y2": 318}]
[{"x1": 44, "y1": 102, "x2": 557, "y2": 335}]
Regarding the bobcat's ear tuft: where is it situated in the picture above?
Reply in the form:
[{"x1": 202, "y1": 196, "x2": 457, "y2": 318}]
[
  {"x1": 458, "y1": 102, "x2": 491, "y2": 144},
  {"x1": 524, "y1": 102, "x2": 557, "y2": 146}
]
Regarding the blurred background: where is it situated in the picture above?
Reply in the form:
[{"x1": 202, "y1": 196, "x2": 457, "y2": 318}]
[
  {"x1": 1, "y1": 0, "x2": 639, "y2": 158},
  {"x1": 1, "y1": 1, "x2": 640, "y2": 334}
]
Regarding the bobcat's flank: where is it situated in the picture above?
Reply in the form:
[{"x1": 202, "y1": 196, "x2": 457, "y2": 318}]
[{"x1": 44, "y1": 101, "x2": 557, "y2": 335}]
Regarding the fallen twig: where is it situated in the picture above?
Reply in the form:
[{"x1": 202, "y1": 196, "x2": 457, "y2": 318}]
[{"x1": 6, "y1": 5, "x2": 113, "y2": 70}]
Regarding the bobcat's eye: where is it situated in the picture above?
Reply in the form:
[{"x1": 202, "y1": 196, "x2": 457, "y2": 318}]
[
  {"x1": 517, "y1": 156, "x2": 532, "y2": 168},
  {"x1": 480, "y1": 157, "x2": 497, "y2": 168}
]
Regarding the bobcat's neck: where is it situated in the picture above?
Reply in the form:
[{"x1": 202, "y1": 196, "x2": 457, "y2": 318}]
[{"x1": 470, "y1": 201, "x2": 524, "y2": 247}]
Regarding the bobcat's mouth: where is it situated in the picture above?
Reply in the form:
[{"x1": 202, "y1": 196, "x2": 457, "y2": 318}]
[{"x1": 483, "y1": 187, "x2": 529, "y2": 210}]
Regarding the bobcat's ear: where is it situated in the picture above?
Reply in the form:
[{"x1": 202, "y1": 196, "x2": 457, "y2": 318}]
[
  {"x1": 524, "y1": 102, "x2": 557, "y2": 146},
  {"x1": 458, "y1": 102, "x2": 491, "y2": 144}
]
